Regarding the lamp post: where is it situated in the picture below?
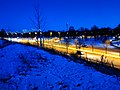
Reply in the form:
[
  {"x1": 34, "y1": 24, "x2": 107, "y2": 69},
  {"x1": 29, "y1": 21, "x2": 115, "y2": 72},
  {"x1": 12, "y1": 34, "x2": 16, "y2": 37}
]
[
  {"x1": 21, "y1": 33, "x2": 23, "y2": 38},
  {"x1": 35, "y1": 32, "x2": 38, "y2": 45},
  {"x1": 66, "y1": 32, "x2": 69, "y2": 54},
  {"x1": 14, "y1": 32, "x2": 17, "y2": 38},
  {"x1": 39, "y1": 29, "x2": 42, "y2": 47},
  {"x1": 11, "y1": 32, "x2": 13, "y2": 38},
  {"x1": 35, "y1": 32, "x2": 37, "y2": 35},
  {"x1": 40, "y1": 31, "x2": 42, "y2": 47},
  {"x1": 6, "y1": 33, "x2": 9, "y2": 38},
  {"x1": 58, "y1": 32, "x2": 60, "y2": 37},
  {"x1": 50, "y1": 32, "x2": 53, "y2": 48},
  {"x1": 50, "y1": 32, "x2": 52, "y2": 37},
  {"x1": 29, "y1": 32, "x2": 31, "y2": 38},
  {"x1": 58, "y1": 32, "x2": 61, "y2": 43}
]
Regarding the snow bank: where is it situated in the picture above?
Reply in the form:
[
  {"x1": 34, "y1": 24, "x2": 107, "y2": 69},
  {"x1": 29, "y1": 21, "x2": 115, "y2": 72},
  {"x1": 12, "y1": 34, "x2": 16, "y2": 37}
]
[
  {"x1": 0, "y1": 39, "x2": 5, "y2": 46},
  {"x1": 62, "y1": 38, "x2": 115, "y2": 49},
  {"x1": 112, "y1": 40, "x2": 120, "y2": 48},
  {"x1": 0, "y1": 44, "x2": 120, "y2": 90}
]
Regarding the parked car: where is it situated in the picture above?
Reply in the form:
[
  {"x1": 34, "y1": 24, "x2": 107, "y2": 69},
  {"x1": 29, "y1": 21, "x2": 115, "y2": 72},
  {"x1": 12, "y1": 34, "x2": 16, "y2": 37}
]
[{"x1": 76, "y1": 51, "x2": 84, "y2": 55}]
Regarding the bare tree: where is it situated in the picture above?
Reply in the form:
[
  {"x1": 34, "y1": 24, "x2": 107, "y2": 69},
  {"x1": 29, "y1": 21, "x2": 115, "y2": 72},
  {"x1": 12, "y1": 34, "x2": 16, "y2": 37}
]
[
  {"x1": 30, "y1": 0, "x2": 47, "y2": 47},
  {"x1": 103, "y1": 40, "x2": 110, "y2": 54}
]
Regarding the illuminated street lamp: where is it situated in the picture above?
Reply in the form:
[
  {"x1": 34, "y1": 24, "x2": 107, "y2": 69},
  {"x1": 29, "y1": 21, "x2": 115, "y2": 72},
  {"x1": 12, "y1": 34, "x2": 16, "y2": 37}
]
[
  {"x1": 20, "y1": 33, "x2": 23, "y2": 38},
  {"x1": 58, "y1": 32, "x2": 61, "y2": 38},
  {"x1": 14, "y1": 32, "x2": 17, "y2": 38},
  {"x1": 35, "y1": 32, "x2": 37, "y2": 35},
  {"x1": 76, "y1": 32, "x2": 78, "y2": 38},
  {"x1": 58, "y1": 32, "x2": 60, "y2": 37},
  {"x1": 29, "y1": 32, "x2": 31, "y2": 38},
  {"x1": 50, "y1": 32, "x2": 52, "y2": 37},
  {"x1": 11, "y1": 32, "x2": 13, "y2": 35},
  {"x1": 38, "y1": 29, "x2": 42, "y2": 47},
  {"x1": 6, "y1": 33, "x2": 9, "y2": 35},
  {"x1": 40, "y1": 32, "x2": 42, "y2": 35},
  {"x1": 58, "y1": 32, "x2": 61, "y2": 43},
  {"x1": 76, "y1": 32, "x2": 78, "y2": 35},
  {"x1": 67, "y1": 32, "x2": 68, "y2": 35}
]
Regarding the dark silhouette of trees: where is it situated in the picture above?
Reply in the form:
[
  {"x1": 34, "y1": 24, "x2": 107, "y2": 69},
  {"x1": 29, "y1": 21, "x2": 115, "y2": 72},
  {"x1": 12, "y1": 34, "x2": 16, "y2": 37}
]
[
  {"x1": 91, "y1": 25, "x2": 99, "y2": 41},
  {"x1": 0, "y1": 29, "x2": 6, "y2": 38},
  {"x1": 68, "y1": 26, "x2": 76, "y2": 39},
  {"x1": 113, "y1": 24, "x2": 120, "y2": 40},
  {"x1": 2, "y1": 23, "x2": 120, "y2": 41}
]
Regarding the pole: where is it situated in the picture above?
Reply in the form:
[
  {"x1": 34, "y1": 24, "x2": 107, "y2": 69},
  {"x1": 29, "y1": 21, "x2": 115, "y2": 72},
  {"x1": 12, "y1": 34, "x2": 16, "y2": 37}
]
[{"x1": 39, "y1": 29, "x2": 42, "y2": 47}]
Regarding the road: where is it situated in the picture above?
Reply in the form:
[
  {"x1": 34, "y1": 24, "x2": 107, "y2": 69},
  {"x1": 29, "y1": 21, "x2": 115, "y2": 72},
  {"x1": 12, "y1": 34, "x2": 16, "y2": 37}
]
[{"x1": 5, "y1": 38, "x2": 120, "y2": 69}]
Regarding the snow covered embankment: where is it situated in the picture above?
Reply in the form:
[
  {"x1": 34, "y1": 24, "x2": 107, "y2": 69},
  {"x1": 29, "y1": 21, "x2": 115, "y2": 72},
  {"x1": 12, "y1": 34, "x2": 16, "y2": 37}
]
[
  {"x1": 111, "y1": 40, "x2": 120, "y2": 48},
  {"x1": 0, "y1": 39, "x2": 6, "y2": 47},
  {"x1": 0, "y1": 44, "x2": 120, "y2": 90},
  {"x1": 0, "y1": 39, "x2": 11, "y2": 48}
]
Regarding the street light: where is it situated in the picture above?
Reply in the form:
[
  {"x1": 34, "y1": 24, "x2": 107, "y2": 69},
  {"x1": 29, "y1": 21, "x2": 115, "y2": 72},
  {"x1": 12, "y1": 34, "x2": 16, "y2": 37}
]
[
  {"x1": 58, "y1": 32, "x2": 61, "y2": 38},
  {"x1": 29, "y1": 32, "x2": 31, "y2": 38},
  {"x1": 58, "y1": 32, "x2": 61, "y2": 44},
  {"x1": 50, "y1": 32, "x2": 52, "y2": 37},
  {"x1": 6, "y1": 33, "x2": 9, "y2": 35},
  {"x1": 40, "y1": 32, "x2": 42, "y2": 35},
  {"x1": 35, "y1": 32, "x2": 37, "y2": 35},
  {"x1": 58, "y1": 32, "x2": 60, "y2": 37},
  {"x1": 67, "y1": 32, "x2": 68, "y2": 35}
]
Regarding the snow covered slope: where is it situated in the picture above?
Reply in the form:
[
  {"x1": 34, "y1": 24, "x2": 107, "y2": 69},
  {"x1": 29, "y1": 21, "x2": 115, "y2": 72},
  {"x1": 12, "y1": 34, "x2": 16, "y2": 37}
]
[
  {"x1": 0, "y1": 44, "x2": 120, "y2": 90},
  {"x1": 0, "y1": 39, "x2": 5, "y2": 46},
  {"x1": 112, "y1": 40, "x2": 120, "y2": 48}
]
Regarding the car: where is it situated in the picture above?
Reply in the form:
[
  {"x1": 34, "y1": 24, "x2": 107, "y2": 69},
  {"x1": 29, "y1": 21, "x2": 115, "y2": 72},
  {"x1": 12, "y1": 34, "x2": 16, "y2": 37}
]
[{"x1": 76, "y1": 51, "x2": 84, "y2": 55}]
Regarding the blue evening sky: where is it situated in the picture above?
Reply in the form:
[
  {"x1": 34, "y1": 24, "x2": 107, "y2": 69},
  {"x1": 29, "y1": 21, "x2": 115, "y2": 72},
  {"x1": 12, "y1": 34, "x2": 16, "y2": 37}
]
[{"x1": 0, "y1": 0, "x2": 120, "y2": 32}]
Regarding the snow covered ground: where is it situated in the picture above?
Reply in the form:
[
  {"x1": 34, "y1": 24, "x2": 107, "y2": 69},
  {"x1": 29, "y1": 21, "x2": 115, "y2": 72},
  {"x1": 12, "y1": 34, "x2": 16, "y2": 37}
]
[
  {"x1": 0, "y1": 39, "x2": 8, "y2": 47},
  {"x1": 82, "y1": 38, "x2": 115, "y2": 49},
  {"x1": 112, "y1": 40, "x2": 120, "y2": 48},
  {"x1": 61, "y1": 38, "x2": 115, "y2": 49},
  {"x1": 0, "y1": 44, "x2": 120, "y2": 90},
  {"x1": 0, "y1": 39, "x2": 4, "y2": 46}
]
